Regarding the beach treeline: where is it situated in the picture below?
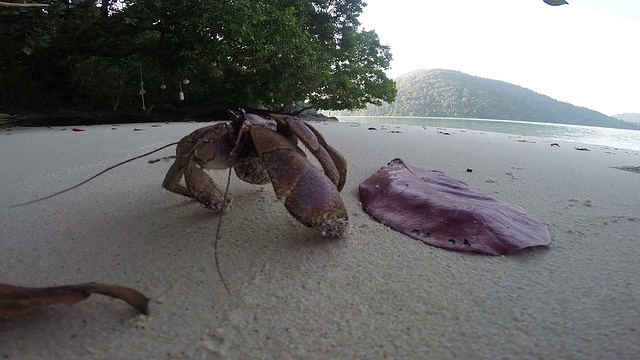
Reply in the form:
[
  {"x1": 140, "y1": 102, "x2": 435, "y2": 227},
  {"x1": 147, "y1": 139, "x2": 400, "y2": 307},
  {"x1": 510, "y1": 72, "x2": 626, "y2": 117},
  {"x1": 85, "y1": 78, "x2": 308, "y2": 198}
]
[{"x1": 0, "y1": 0, "x2": 396, "y2": 116}]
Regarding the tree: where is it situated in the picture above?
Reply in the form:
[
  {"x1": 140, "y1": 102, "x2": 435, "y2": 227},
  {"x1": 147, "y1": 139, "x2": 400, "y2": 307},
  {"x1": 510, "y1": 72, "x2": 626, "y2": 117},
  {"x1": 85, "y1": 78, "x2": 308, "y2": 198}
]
[{"x1": 0, "y1": 0, "x2": 396, "y2": 114}]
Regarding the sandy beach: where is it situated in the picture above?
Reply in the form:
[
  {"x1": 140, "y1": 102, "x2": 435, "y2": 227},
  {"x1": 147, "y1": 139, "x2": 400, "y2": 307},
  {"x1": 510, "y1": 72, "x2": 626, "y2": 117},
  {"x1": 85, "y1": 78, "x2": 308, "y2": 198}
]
[{"x1": 1, "y1": 121, "x2": 639, "y2": 359}]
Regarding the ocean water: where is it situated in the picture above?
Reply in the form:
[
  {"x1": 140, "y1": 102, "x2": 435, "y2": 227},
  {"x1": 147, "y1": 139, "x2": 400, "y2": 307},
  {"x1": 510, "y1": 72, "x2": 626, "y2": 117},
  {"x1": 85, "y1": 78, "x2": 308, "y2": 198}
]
[{"x1": 338, "y1": 116, "x2": 640, "y2": 152}]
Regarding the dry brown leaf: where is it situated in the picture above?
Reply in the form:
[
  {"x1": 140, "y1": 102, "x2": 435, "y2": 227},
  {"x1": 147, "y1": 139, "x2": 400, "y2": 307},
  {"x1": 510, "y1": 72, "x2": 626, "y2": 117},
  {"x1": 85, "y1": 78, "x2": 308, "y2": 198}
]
[{"x1": 0, "y1": 282, "x2": 149, "y2": 320}]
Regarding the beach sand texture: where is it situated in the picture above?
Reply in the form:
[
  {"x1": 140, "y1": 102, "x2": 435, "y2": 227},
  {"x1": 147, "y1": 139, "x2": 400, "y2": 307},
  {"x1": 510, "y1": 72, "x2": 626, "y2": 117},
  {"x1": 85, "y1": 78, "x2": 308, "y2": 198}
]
[{"x1": 1, "y1": 122, "x2": 639, "y2": 359}]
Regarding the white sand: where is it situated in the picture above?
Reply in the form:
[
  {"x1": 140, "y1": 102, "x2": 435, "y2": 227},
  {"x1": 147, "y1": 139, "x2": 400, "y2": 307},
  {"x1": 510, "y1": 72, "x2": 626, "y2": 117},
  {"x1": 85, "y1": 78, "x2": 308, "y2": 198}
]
[{"x1": 1, "y1": 122, "x2": 639, "y2": 359}]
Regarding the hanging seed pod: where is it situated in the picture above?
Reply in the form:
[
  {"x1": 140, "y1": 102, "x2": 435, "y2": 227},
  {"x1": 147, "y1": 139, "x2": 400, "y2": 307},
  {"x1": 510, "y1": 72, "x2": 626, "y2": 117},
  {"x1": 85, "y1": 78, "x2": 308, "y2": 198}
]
[
  {"x1": 179, "y1": 91, "x2": 185, "y2": 101},
  {"x1": 160, "y1": 84, "x2": 167, "y2": 90},
  {"x1": 182, "y1": 79, "x2": 190, "y2": 85}
]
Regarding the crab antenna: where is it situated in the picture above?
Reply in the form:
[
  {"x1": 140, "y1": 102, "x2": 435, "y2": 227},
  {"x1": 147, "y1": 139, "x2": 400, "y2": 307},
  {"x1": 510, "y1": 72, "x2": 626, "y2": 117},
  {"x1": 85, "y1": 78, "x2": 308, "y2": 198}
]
[
  {"x1": 214, "y1": 166, "x2": 233, "y2": 295},
  {"x1": 10, "y1": 141, "x2": 181, "y2": 208}
]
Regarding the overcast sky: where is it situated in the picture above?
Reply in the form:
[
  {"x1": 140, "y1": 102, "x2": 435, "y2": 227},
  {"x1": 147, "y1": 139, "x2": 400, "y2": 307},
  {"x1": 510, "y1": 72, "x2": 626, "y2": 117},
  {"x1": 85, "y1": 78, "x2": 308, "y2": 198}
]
[{"x1": 358, "y1": 0, "x2": 640, "y2": 116}]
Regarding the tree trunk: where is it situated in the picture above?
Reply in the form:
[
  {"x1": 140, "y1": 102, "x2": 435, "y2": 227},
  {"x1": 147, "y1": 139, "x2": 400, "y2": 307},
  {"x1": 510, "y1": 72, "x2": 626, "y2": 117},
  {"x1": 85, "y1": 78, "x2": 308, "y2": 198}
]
[{"x1": 100, "y1": 0, "x2": 109, "y2": 18}]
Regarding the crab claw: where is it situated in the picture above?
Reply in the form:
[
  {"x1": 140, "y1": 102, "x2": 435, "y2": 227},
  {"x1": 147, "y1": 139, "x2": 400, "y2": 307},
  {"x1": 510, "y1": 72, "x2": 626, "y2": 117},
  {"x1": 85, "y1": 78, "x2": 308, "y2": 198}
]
[{"x1": 249, "y1": 125, "x2": 348, "y2": 237}]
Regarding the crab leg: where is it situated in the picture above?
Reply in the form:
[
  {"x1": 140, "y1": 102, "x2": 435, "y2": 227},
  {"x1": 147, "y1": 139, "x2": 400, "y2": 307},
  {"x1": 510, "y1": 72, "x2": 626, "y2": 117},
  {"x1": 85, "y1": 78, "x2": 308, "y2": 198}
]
[
  {"x1": 186, "y1": 162, "x2": 232, "y2": 211},
  {"x1": 162, "y1": 125, "x2": 231, "y2": 211},
  {"x1": 303, "y1": 121, "x2": 347, "y2": 191},
  {"x1": 162, "y1": 140, "x2": 196, "y2": 198},
  {"x1": 269, "y1": 114, "x2": 346, "y2": 191},
  {"x1": 249, "y1": 125, "x2": 348, "y2": 237}
]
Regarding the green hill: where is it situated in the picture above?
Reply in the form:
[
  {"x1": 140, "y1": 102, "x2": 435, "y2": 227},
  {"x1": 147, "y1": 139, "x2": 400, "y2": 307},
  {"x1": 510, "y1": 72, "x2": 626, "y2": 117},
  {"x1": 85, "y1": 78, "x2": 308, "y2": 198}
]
[{"x1": 338, "y1": 69, "x2": 639, "y2": 130}]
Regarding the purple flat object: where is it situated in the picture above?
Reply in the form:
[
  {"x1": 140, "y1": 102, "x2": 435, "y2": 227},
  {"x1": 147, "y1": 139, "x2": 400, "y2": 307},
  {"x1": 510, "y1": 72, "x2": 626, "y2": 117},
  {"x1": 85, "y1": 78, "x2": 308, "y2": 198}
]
[{"x1": 359, "y1": 158, "x2": 551, "y2": 255}]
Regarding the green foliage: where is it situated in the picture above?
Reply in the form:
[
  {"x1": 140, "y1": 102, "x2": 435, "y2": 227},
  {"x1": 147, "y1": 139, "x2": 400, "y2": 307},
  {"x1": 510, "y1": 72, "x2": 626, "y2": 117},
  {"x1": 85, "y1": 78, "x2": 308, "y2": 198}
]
[
  {"x1": 340, "y1": 69, "x2": 639, "y2": 130},
  {"x1": 0, "y1": 0, "x2": 396, "y2": 113}
]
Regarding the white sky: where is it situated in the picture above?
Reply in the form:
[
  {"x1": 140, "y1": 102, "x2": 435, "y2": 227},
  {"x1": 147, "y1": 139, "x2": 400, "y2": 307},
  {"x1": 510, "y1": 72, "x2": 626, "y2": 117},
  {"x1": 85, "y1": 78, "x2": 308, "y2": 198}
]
[{"x1": 358, "y1": 0, "x2": 640, "y2": 115}]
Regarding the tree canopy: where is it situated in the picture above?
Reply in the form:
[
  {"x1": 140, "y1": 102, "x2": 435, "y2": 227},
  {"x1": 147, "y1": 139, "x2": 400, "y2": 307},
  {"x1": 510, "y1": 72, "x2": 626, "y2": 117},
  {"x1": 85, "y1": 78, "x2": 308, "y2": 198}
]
[{"x1": 0, "y1": 0, "x2": 396, "y2": 115}]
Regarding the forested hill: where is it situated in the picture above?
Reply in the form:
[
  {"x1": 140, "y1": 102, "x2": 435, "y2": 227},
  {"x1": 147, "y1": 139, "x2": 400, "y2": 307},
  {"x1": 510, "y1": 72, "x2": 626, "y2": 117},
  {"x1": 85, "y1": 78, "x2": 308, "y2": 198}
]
[{"x1": 338, "y1": 69, "x2": 639, "y2": 130}]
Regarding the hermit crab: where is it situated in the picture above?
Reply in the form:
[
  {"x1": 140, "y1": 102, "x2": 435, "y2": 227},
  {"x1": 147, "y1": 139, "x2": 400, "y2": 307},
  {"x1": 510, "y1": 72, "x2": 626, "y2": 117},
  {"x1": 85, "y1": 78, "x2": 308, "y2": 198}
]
[{"x1": 161, "y1": 111, "x2": 349, "y2": 237}]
